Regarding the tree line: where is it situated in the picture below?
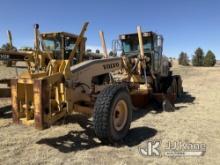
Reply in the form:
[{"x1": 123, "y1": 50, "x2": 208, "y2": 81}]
[{"x1": 178, "y1": 48, "x2": 216, "y2": 67}]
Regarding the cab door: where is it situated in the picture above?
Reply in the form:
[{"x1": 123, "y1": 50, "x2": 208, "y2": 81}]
[{"x1": 153, "y1": 35, "x2": 163, "y2": 73}]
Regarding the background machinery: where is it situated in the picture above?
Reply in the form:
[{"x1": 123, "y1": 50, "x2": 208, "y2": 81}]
[
  {"x1": 0, "y1": 23, "x2": 101, "y2": 98},
  {"x1": 0, "y1": 30, "x2": 17, "y2": 67},
  {"x1": 11, "y1": 24, "x2": 183, "y2": 143},
  {"x1": 0, "y1": 24, "x2": 96, "y2": 70}
]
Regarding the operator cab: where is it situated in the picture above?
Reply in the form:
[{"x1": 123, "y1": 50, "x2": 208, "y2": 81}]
[
  {"x1": 119, "y1": 31, "x2": 163, "y2": 74},
  {"x1": 41, "y1": 32, "x2": 86, "y2": 60}
]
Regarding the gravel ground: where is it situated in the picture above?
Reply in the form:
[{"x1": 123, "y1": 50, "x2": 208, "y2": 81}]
[{"x1": 0, "y1": 62, "x2": 220, "y2": 165}]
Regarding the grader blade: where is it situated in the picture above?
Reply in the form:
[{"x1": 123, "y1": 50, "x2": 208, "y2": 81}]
[{"x1": 11, "y1": 71, "x2": 66, "y2": 129}]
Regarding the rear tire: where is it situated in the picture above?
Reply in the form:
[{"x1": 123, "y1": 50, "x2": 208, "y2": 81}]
[
  {"x1": 164, "y1": 78, "x2": 177, "y2": 112},
  {"x1": 177, "y1": 77, "x2": 183, "y2": 98},
  {"x1": 167, "y1": 78, "x2": 177, "y2": 100},
  {"x1": 93, "y1": 85, "x2": 132, "y2": 144}
]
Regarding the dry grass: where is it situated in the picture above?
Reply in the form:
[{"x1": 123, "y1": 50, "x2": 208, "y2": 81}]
[{"x1": 0, "y1": 62, "x2": 220, "y2": 165}]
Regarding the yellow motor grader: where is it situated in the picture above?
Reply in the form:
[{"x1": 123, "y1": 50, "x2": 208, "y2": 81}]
[
  {"x1": 11, "y1": 24, "x2": 183, "y2": 143},
  {"x1": 0, "y1": 24, "x2": 91, "y2": 70},
  {"x1": 0, "y1": 23, "x2": 101, "y2": 97}
]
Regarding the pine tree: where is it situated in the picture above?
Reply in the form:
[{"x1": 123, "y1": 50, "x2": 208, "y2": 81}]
[
  {"x1": 204, "y1": 50, "x2": 216, "y2": 67},
  {"x1": 192, "y1": 48, "x2": 204, "y2": 66},
  {"x1": 178, "y1": 52, "x2": 189, "y2": 66}
]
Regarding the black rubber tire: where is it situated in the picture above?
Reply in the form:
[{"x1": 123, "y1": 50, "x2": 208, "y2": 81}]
[
  {"x1": 167, "y1": 78, "x2": 177, "y2": 99},
  {"x1": 93, "y1": 85, "x2": 132, "y2": 143},
  {"x1": 164, "y1": 78, "x2": 177, "y2": 112},
  {"x1": 177, "y1": 77, "x2": 183, "y2": 98}
]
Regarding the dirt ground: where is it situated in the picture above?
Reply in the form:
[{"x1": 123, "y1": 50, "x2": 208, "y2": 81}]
[{"x1": 0, "y1": 62, "x2": 220, "y2": 165}]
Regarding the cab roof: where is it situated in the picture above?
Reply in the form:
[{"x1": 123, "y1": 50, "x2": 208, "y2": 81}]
[
  {"x1": 119, "y1": 31, "x2": 156, "y2": 40},
  {"x1": 41, "y1": 32, "x2": 86, "y2": 40}
]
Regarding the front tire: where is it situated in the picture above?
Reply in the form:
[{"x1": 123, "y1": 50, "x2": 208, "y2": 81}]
[{"x1": 93, "y1": 85, "x2": 132, "y2": 143}]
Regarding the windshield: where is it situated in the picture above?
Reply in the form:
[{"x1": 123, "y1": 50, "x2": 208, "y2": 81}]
[
  {"x1": 65, "y1": 38, "x2": 76, "y2": 50},
  {"x1": 122, "y1": 37, "x2": 152, "y2": 54},
  {"x1": 42, "y1": 39, "x2": 61, "y2": 51}
]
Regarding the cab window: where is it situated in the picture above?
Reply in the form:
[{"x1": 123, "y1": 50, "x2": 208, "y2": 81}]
[
  {"x1": 43, "y1": 39, "x2": 61, "y2": 51},
  {"x1": 64, "y1": 38, "x2": 80, "y2": 59},
  {"x1": 122, "y1": 37, "x2": 152, "y2": 54},
  {"x1": 65, "y1": 38, "x2": 76, "y2": 50},
  {"x1": 143, "y1": 37, "x2": 152, "y2": 50}
]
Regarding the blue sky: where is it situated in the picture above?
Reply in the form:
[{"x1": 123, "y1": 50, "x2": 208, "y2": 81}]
[{"x1": 0, "y1": 0, "x2": 220, "y2": 59}]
